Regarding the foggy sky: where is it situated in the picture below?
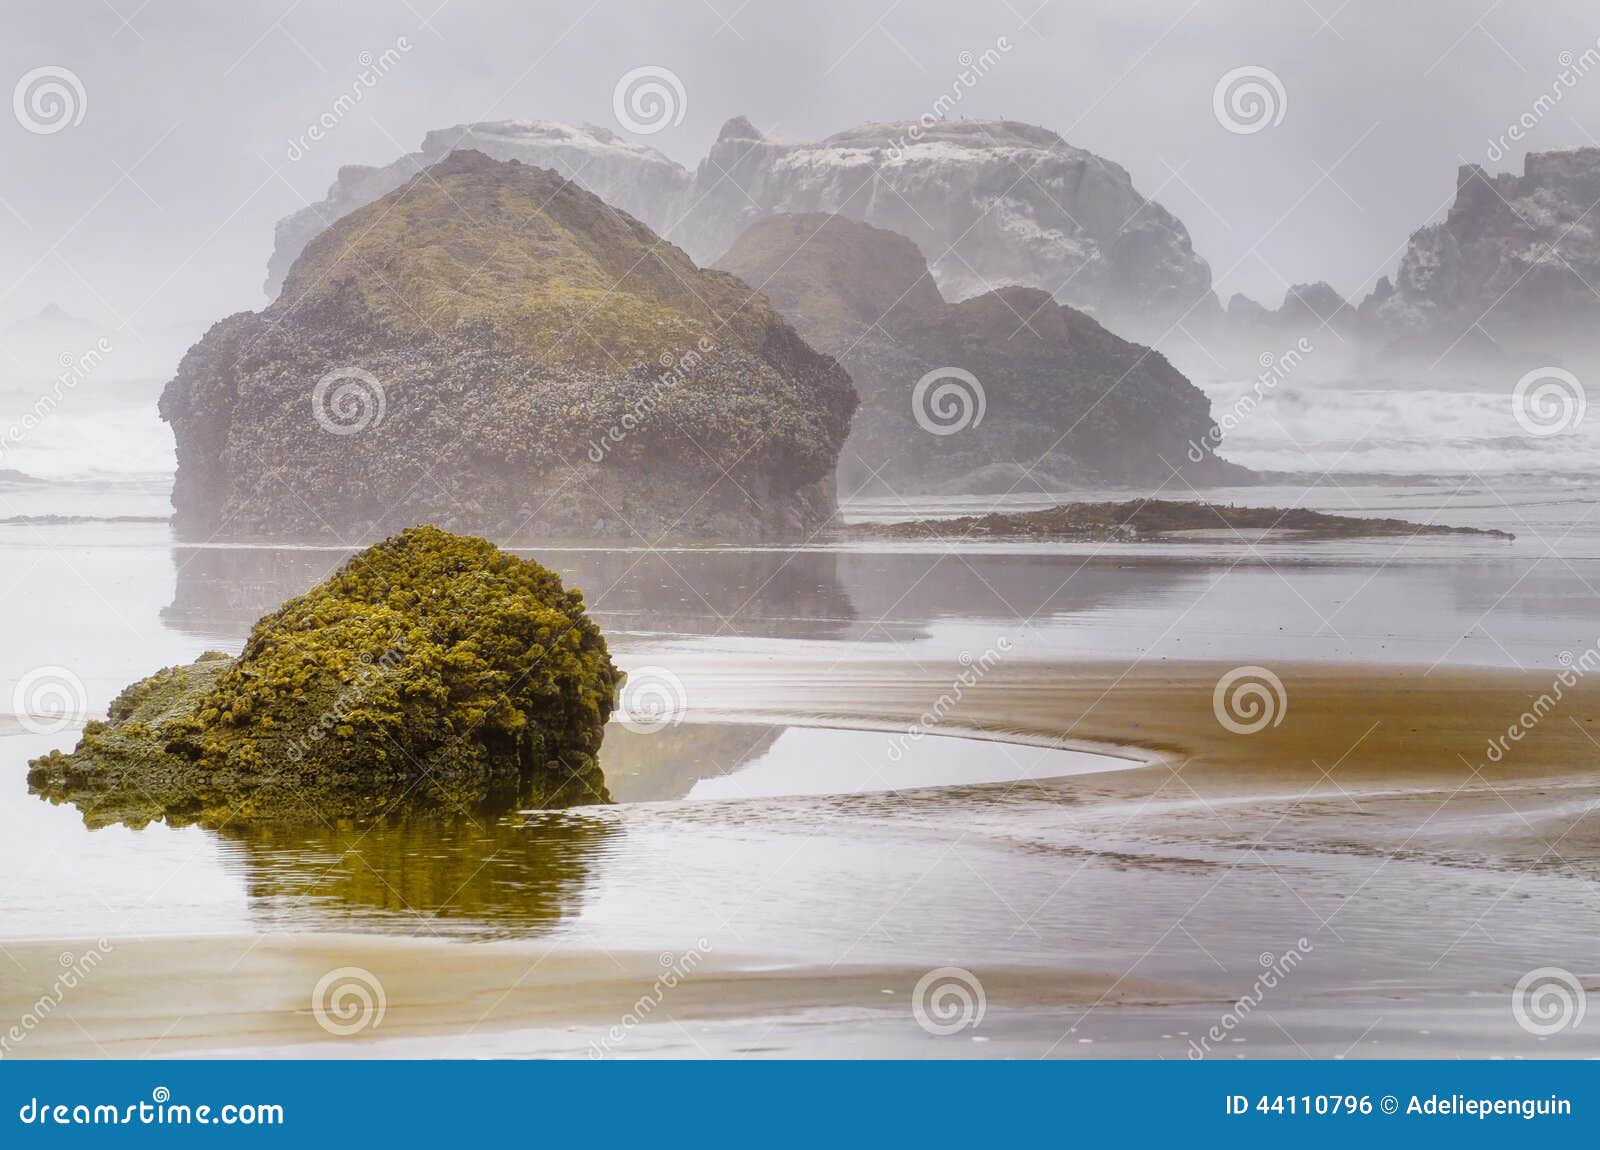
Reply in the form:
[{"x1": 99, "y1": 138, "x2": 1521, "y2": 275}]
[{"x1": 5, "y1": 0, "x2": 1600, "y2": 372}]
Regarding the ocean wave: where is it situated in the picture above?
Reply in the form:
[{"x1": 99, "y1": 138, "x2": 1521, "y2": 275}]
[{"x1": 1200, "y1": 381, "x2": 1600, "y2": 478}]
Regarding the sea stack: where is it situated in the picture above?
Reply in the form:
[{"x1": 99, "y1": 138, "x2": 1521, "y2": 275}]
[
  {"x1": 717, "y1": 213, "x2": 1249, "y2": 494},
  {"x1": 161, "y1": 149, "x2": 856, "y2": 542}
]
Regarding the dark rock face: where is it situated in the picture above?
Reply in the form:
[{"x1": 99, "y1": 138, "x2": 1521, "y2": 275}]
[
  {"x1": 1367, "y1": 151, "x2": 1600, "y2": 355},
  {"x1": 164, "y1": 149, "x2": 855, "y2": 542},
  {"x1": 1218, "y1": 148, "x2": 1600, "y2": 375},
  {"x1": 28, "y1": 527, "x2": 620, "y2": 828},
  {"x1": 264, "y1": 117, "x2": 1218, "y2": 344},
  {"x1": 716, "y1": 213, "x2": 1249, "y2": 494}
]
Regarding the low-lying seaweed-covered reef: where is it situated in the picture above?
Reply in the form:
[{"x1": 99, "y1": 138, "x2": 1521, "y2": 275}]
[
  {"x1": 28, "y1": 526, "x2": 619, "y2": 829},
  {"x1": 860, "y1": 500, "x2": 1515, "y2": 543}
]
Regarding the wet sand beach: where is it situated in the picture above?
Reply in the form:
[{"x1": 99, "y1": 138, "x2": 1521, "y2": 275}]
[{"x1": 5, "y1": 657, "x2": 1597, "y2": 1059}]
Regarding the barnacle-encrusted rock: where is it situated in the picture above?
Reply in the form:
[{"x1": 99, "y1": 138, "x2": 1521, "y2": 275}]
[
  {"x1": 161, "y1": 148, "x2": 856, "y2": 542},
  {"x1": 27, "y1": 526, "x2": 619, "y2": 827}
]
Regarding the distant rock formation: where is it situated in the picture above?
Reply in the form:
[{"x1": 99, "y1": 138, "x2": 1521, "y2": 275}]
[
  {"x1": 1365, "y1": 150, "x2": 1600, "y2": 360},
  {"x1": 164, "y1": 149, "x2": 855, "y2": 542},
  {"x1": 264, "y1": 117, "x2": 1218, "y2": 343},
  {"x1": 1219, "y1": 148, "x2": 1600, "y2": 377},
  {"x1": 716, "y1": 213, "x2": 1249, "y2": 494}
]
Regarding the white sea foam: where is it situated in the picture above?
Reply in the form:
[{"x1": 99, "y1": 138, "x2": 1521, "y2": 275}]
[
  {"x1": 1198, "y1": 379, "x2": 1600, "y2": 478},
  {"x1": 0, "y1": 379, "x2": 174, "y2": 481}
]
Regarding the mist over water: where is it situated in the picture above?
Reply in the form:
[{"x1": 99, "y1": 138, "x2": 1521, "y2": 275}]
[{"x1": 7, "y1": 372, "x2": 1595, "y2": 490}]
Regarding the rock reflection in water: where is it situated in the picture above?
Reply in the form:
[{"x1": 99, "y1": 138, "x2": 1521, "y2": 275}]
[
  {"x1": 603, "y1": 722, "x2": 782, "y2": 803},
  {"x1": 220, "y1": 811, "x2": 613, "y2": 938},
  {"x1": 164, "y1": 544, "x2": 1208, "y2": 647},
  {"x1": 214, "y1": 722, "x2": 785, "y2": 933},
  {"x1": 165, "y1": 546, "x2": 858, "y2": 642}
]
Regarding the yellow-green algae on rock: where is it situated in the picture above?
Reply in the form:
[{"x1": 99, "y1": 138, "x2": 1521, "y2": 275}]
[{"x1": 27, "y1": 526, "x2": 619, "y2": 828}]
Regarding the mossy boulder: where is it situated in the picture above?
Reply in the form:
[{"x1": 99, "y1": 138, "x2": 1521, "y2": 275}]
[
  {"x1": 27, "y1": 526, "x2": 619, "y2": 828},
  {"x1": 160, "y1": 149, "x2": 856, "y2": 542}
]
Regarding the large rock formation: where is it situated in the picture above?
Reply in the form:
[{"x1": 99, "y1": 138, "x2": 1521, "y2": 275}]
[
  {"x1": 1362, "y1": 149, "x2": 1600, "y2": 358},
  {"x1": 716, "y1": 213, "x2": 1248, "y2": 494},
  {"x1": 166, "y1": 149, "x2": 855, "y2": 541},
  {"x1": 28, "y1": 527, "x2": 620, "y2": 828},
  {"x1": 265, "y1": 117, "x2": 1218, "y2": 342},
  {"x1": 1215, "y1": 148, "x2": 1600, "y2": 376}
]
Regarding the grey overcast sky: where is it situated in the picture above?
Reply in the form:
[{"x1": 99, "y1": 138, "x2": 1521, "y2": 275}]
[{"x1": 5, "y1": 0, "x2": 1600, "y2": 360}]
